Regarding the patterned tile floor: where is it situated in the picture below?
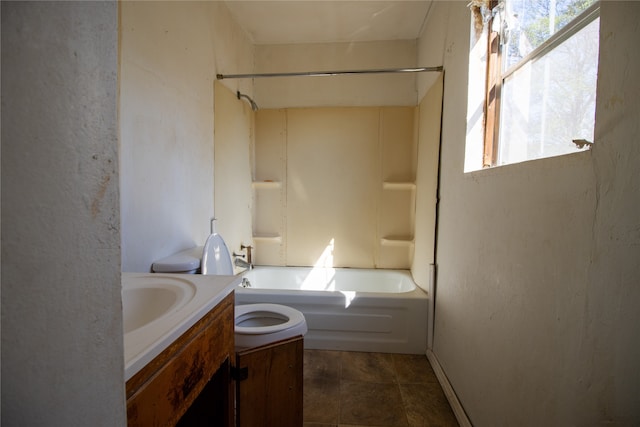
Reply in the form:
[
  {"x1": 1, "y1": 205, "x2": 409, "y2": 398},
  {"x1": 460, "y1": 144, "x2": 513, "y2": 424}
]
[{"x1": 303, "y1": 350, "x2": 459, "y2": 427}]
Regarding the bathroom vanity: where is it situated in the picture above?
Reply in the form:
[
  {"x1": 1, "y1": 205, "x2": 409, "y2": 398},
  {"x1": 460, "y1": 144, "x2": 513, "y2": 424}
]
[
  {"x1": 122, "y1": 273, "x2": 240, "y2": 426},
  {"x1": 122, "y1": 272, "x2": 304, "y2": 426}
]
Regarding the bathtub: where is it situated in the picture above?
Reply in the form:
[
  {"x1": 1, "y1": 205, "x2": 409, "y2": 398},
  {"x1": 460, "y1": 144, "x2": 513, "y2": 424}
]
[{"x1": 235, "y1": 266, "x2": 428, "y2": 354}]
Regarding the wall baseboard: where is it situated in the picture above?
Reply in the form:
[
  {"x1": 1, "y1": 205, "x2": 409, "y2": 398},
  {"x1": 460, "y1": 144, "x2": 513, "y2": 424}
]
[{"x1": 426, "y1": 349, "x2": 472, "y2": 427}]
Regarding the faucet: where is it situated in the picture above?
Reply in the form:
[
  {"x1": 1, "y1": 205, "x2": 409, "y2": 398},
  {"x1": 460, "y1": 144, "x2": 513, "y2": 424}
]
[{"x1": 241, "y1": 244, "x2": 253, "y2": 265}]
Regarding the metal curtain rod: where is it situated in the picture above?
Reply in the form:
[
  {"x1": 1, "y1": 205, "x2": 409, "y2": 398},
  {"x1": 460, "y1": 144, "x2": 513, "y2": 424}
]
[{"x1": 216, "y1": 66, "x2": 443, "y2": 80}]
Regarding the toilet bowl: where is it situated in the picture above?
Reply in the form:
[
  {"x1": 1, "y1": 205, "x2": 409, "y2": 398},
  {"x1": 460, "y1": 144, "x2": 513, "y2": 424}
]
[
  {"x1": 235, "y1": 303, "x2": 308, "y2": 349},
  {"x1": 152, "y1": 232, "x2": 307, "y2": 349}
]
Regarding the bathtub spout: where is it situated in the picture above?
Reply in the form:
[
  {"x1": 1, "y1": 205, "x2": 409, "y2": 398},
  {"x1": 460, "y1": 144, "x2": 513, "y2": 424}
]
[{"x1": 235, "y1": 257, "x2": 253, "y2": 270}]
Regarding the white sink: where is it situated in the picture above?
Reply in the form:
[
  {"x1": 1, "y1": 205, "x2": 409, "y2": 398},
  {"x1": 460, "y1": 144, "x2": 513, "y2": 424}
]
[
  {"x1": 122, "y1": 279, "x2": 196, "y2": 334},
  {"x1": 122, "y1": 273, "x2": 241, "y2": 381}
]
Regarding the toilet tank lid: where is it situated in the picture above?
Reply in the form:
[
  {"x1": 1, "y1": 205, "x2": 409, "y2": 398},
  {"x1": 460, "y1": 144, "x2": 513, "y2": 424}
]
[{"x1": 152, "y1": 246, "x2": 203, "y2": 272}]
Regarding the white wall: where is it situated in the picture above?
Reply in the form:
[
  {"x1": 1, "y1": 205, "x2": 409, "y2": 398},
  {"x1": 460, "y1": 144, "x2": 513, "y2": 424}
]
[
  {"x1": 419, "y1": 2, "x2": 640, "y2": 425},
  {"x1": 120, "y1": 1, "x2": 254, "y2": 272},
  {"x1": 1, "y1": 2, "x2": 125, "y2": 425}
]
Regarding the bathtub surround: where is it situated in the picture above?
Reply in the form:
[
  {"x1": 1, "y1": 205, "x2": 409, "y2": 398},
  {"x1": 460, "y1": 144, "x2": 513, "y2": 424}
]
[
  {"x1": 249, "y1": 39, "x2": 442, "y2": 275},
  {"x1": 213, "y1": 83, "x2": 254, "y2": 266},
  {"x1": 412, "y1": 74, "x2": 444, "y2": 290},
  {"x1": 253, "y1": 106, "x2": 422, "y2": 269}
]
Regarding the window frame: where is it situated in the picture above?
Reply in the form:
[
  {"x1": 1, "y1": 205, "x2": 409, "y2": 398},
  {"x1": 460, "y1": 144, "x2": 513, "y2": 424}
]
[{"x1": 482, "y1": 0, "x2": 601, "y2": 168}]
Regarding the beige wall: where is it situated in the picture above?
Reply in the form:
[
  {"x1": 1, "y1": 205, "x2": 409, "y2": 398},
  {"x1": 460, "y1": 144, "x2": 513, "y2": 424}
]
[
  {"x1": 421, "y1": 2, "x2": 640, "y2": 425},
  {"x1": 120, "y1": 1, "x2": 253, "y2": 272},
  {"x1": 253, "y1": 107, "x2": 419, "y2": 268}
]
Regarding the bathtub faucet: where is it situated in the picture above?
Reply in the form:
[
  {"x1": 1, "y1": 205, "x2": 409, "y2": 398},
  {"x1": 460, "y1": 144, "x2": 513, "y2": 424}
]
[{"x1": 234, "y1": 256, "x2": 253, "y2": 270}]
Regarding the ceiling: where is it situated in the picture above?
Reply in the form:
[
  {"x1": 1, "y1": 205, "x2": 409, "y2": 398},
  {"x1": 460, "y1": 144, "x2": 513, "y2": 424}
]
[{"x1": 223, "y1": 1, "x2": 434, "y2": 45}]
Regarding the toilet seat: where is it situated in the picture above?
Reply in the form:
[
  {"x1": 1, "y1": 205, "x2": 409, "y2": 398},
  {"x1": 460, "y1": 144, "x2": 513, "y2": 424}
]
[
  {"x1": 235, "y1": 303, "x2": 307, "y2": 349},
  {"x1": 235, "y1": 303, "x2": 306, "y2": 334}
]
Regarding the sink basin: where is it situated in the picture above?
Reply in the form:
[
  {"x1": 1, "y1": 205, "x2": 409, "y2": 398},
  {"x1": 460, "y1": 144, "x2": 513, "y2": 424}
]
[{"x1": 122, "y1": 278, "x2": 196, "y2": 334}]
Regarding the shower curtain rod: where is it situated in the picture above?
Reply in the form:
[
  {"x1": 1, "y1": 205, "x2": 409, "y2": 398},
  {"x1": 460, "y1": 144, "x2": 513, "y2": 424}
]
[{"x1": 216, "y1": 66, "x2": 443, "y2": 80}]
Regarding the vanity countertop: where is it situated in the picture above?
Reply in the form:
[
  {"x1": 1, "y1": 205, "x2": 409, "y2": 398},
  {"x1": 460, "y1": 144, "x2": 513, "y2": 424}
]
[{"x1": 122, "y1": 273, "x2": 240, "y2": 381}]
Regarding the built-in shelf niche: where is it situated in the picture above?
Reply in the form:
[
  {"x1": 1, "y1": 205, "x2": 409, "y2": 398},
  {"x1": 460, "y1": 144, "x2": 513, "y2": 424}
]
[
  {"x1": 380, "y1": 236, "x2": 415, "y2": 246},
  {"x1": 251, "y1": 182, "x2": 283, "y2": 238},
  {"x1": 379, "y1": 177, "x2": 416, "y2": 268},
  {"x1": 252, "y1": 233, "x2": 282, "y2": 242},
  {"x1": 251, "y1": 178, "x2": 285, "y2": 266},
  {"x1": 252, "y1": 109, "x2": 287, "y2": 266},
  {"x1": 382, "y1": 181, "x2": 416, "y2": 190},
  {"x1": 252, "y1": 181, "x2": 282, "y2": 189},
  {"x1": 379, "y1": 106, "x2": 416, "y2": 269}
]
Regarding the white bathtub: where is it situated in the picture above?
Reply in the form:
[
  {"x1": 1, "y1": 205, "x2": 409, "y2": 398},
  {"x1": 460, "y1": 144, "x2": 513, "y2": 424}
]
[{"x1": 235, "y1": 266, "x2": 428, "y2": 354}]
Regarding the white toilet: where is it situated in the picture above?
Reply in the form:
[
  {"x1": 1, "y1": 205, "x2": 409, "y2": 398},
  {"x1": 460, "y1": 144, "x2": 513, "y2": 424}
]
[{"x1": 152, "y1": 233, "x2": 307, "y2": 349}]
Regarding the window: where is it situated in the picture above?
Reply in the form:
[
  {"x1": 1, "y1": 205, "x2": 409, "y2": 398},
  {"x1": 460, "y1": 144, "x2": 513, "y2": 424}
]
[{"x1": 479, "y1": 0, "x2": 600, "y2": 167}]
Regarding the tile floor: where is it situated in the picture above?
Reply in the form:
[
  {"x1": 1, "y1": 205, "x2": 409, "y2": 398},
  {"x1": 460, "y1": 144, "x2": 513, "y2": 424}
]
[{"x1": 303, "y1": 350, "x2": 459, "y2": 427}]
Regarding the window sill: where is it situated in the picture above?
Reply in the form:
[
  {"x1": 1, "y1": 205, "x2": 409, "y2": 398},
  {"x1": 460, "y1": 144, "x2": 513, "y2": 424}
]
[{"x1": 463, "y1": 148, "x2": 593, "y2": 178}]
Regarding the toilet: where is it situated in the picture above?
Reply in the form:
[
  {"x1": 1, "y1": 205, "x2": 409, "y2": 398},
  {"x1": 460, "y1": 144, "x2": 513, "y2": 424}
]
[{"x1": 152, "y1": 233, "x2": 307, "y2": 349}]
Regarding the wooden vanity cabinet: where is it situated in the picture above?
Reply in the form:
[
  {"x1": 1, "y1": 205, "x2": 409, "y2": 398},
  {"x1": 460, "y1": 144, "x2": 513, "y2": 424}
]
[{"x1": 126, "y1": 292, "x2": 235, "y2": 427}]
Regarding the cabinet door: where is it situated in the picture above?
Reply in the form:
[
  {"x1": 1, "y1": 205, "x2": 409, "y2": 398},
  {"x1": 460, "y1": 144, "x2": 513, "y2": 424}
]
[{"x1": 236, "y1": 336, "x2": 303, "y2": 427}]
